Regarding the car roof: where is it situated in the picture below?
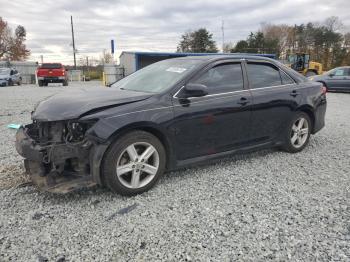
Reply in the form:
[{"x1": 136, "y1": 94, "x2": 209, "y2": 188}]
[
  {"x1": 172, "y1": 54, "x2": 276, "y2": 62},
  {"x1": 335, "y1": 66, "x2": 350, "y2": 69},
  {"x1": 171, "y1": 54, "x2": 307, "y2": 83}
]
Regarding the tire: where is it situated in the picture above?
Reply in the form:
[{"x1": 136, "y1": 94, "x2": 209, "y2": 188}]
[
  {"x1": 8, "y1": 79, "x2": 13, "y2": 86},
  {"x1": 63, "y1": 80, "x2": 68, "y2": 86},
  {"x1": 43, "y1": 82, "x2": 48, "y2": 86},
  {"x1": 38, "y1": 80, "x2": 43, "y2": 87},
  {"x1": 305, "y1": 71, "x2": 317, "y2": 77},
  {"x1": 17, "y1": 79, "x2": 22, "y2": 85},
  {"x1": 282, "y1": 112, "x2": 311, "y2": 153},
  {"x1": 102, "y1": 131, "x2": 166, "y2": 196}
]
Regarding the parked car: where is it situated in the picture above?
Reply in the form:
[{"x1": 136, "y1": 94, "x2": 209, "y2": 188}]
[
  {"x1": 16, "y1": 55, "x2": 327, "y2": 196},
  {"x1": 309, "y1": 66, "x2": 350, "y2": 92},
  {"x1": 36, "y1": 63, "x2": 68, "y2": 86},
  {"x1": 0, "y1": 68, "x2": 22, "y2": 86}
]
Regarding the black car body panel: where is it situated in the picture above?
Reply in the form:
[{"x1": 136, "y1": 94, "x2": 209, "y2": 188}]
[
  {"x1": 32, "y1": 88, "x2": 153, "y2": 121},
  {"x1": 15, "y1": 55, "x2": 327, "y2": 193}
]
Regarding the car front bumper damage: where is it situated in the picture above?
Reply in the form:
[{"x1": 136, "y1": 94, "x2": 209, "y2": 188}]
[{"x1": 15, "y1": 124, "x2": 106, "y2": 193}]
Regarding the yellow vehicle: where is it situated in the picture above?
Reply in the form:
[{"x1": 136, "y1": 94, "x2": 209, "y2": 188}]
[{"x1": 287, "y1": 53, "x2": 323, "y2": 77}]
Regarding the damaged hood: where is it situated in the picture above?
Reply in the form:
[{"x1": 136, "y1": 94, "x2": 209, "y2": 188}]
[{"x1": 32, "y1": 87, "x2": 153, "y2": 121}]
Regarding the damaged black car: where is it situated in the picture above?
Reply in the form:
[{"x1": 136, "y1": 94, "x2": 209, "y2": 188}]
[{"x1": 16, "y1": 55, "x2": 326, "y2": 195}]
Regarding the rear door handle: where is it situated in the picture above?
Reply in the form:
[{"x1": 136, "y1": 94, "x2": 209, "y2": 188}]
[
  {"x1": 237, "y1": 97, "x2": 250, "y2": 106},
  {"x1": 290, "y1": 90, "x2": 299, "y2": 97}
]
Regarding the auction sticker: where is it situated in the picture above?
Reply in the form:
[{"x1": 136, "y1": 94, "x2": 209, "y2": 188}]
[{"x1": 166, "y1": 67, "x2": 187, "y2": 73}]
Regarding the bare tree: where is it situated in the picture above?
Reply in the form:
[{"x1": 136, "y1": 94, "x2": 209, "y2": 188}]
[
  {"x1": 0, "y1": 17, "x2": 30, "y2": 61},
  {"x1": 100, "y1": 49, "x2": 113, "y2": 64}
]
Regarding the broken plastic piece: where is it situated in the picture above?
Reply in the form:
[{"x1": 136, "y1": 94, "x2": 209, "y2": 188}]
[{"x1": 7, "y1": 124, "x2": 22, "y2": 129}]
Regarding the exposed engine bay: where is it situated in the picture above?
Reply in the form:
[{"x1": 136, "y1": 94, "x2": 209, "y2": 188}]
[{"x1": 16, "y1": 120, "x2": 98, "y2": 193}]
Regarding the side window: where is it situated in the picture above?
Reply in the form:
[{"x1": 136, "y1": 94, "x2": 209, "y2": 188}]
[
  {"x1": 334, "y1": 69, "x2": 345, "y2": 76},
  {"x1": 191, "y1": 63, "x2": 244, "y2": 94},
  {"x1": 280, "y1": 71, "x2": 295, "y2": 85},
  {"x1": 247, "y1": 63, "x2": 282, "y2": 89}
]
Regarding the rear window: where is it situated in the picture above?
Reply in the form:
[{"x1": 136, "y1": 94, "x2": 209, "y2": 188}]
[{"x1": 40, "y1": 63, "x2": 62, "y2": 69}]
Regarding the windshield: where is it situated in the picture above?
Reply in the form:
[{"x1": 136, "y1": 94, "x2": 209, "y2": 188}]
[
  {"x1": 111, "y1": 58, "x2": 203, "y2": 93},
  {"x1": 0, "y1": 68, "x2": 10, "y2": 75}
]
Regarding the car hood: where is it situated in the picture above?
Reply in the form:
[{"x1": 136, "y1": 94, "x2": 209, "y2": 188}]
[{"x1": 32, "y1": 87, "x2": 153, "y2": 121}]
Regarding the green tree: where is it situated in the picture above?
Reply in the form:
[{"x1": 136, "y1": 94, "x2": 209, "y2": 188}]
[
  {"x1": 232, "y1": 32, "x2": 279, "y2": 54},
  {"x1": 177, "y1": 28, "x2": 218, "y2": 53}
]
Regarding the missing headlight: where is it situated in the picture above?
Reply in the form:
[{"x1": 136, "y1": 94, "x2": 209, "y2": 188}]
[{"x1": 64, "y1": 120, "x2": 97, "y2": 143}]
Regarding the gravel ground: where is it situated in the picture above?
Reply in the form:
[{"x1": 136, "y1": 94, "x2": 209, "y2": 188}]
[{"x1": 0, "y1": 82, "x2": 349, "y2": 261}]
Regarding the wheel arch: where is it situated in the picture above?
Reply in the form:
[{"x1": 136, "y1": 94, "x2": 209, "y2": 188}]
[
  {"x1": 296, "y1": 105, "x2": 315, "y2": 133},
  {"x1": 102, "y1": 121, "x2": 174, "y2": 172}
]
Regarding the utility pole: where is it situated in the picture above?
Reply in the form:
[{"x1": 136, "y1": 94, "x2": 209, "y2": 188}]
[
  {"x1": 40, "y1": 55, "x2": 43, "y2": 64},
  {"x1": 221, "y1": 20, "x2": 225, "y2": 53},
  {"x1": 70, "y1": 15, "x2": 77, "y2": 69}
]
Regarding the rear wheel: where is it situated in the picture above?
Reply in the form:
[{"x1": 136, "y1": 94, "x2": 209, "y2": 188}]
[
  {"x1": 282, "y1": 112, "x2": 311, "y2": 153},
  {"x1": 38, "y1": 80, "x2": 43, "y2": 87},
  {"x1": 102, "y1": 131, "x2": 166, "y2": 196}
]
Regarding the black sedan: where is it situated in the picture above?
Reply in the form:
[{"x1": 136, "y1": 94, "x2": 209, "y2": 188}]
[
  {"x1": 309, "y1": 66, "x2": 350, "y2": 92},
  {"x1": 15, "y1": 55, "x2": 327, "y2": 195}
]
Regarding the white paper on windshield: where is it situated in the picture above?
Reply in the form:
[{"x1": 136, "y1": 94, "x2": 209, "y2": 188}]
[{"x1": 166, "y1": 67, "x2": 187, "y2": 73}]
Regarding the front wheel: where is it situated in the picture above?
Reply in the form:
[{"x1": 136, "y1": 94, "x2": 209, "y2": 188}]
[
  {"x1": 102, "y1": 131, "x2": 166, "y2": 196},
  {"x1": 282, "y1": 112, "x2": 311, "y2": 153}
]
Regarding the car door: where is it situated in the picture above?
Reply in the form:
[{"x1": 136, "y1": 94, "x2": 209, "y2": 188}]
[
  {"x1": 171, "y1": 61, "x2": 252, "y2": 160},
  {"x1": 13, "y1": 70, "x2": 19, "y2": 83},
  {"x1": 10, "y1": 70, "x2": 15, "y2": 82},
  {"x1": 244, "y1": 60, "x2": 300, "y2": 143},
  {"x1": 326, "y1": 68, "x2": 349, "y2": 90}
]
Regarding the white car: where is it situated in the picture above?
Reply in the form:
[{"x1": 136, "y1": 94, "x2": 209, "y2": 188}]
[{"x1": 0, "y1": 68, "x2": 22, "y2": 86}]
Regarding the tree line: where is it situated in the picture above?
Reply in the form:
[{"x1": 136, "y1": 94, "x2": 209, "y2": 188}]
[{"x1": 177, "y1": 16, "x2": 350, "y2": 69}]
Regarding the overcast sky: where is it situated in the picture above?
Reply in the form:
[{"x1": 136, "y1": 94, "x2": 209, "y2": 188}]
[{"x1": 1, "y1": 0, "x2": 350, "y2": 64}]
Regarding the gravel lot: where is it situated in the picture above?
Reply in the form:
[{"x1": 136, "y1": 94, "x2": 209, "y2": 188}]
[{"x1": 0, "y1": 82, "x2": 349, "y2": 261}]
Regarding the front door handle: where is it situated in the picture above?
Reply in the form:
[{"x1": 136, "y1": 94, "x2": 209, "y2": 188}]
[
  {"x1": 290, "y1": 90, "x2": 299, "y2": 97},
  {"x1": 237, "y1": 97, "x2": 250, "y2": 106}
]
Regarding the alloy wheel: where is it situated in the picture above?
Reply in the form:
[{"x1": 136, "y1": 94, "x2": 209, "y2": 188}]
[
  {"x1": 116, "y1": 142, "x2": 160, "y2": 189},
  {"x1": 290, "y1": 117, "x2": 309, "y2": 148}
]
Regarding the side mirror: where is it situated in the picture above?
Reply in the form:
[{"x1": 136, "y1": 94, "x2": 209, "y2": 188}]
[
  {"x1": 181, "y1": 83, "x2": 208, "y2": 98},
  {"x1": 329, "y1": 73, "x2": 334, "y2": 77}
]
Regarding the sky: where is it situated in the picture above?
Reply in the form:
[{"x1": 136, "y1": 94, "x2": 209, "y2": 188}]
[{"x1": 1, "y1": 0, "x2": 350, "y2": 65}]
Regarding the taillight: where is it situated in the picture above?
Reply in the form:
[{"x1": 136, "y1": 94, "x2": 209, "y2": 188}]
[
  {"x1": 62, "y1": 69, "x2": 65, "y2": 76},
  {"x1": 321, "y1": 85, "x2": 327, "y2": 95}
]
